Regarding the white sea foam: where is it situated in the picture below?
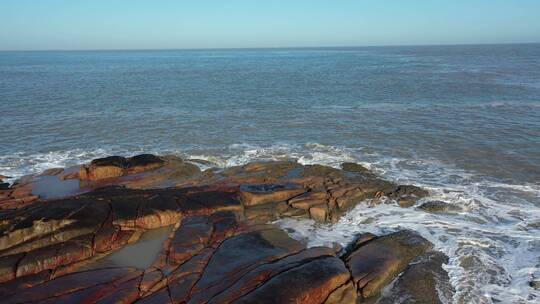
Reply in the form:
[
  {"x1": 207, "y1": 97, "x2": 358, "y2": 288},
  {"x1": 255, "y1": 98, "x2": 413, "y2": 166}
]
[
  {"x1": 0, "y1": 149, "x2": 113, "y2": 182},
  {"x1": 1, "y1": 143, "x2": 539, "y2": 303}
]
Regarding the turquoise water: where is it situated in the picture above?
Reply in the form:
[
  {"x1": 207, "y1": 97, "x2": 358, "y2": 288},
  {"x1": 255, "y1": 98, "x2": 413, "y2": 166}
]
[{"x1": 1, "y1": 44, "x2": 540, "y2": 303}]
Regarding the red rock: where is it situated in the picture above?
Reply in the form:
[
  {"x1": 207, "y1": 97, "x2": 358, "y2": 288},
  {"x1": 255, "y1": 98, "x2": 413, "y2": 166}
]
[
  {"x1": 188, "y1": 228, "x2": 305, "y2": 302},
  {"x1": 137, "y1": 288, "x2": 172, "y2": 304},
  {"x1": 208, "y1": 247, "x2": 338, "y2": 303},
  {"x1": 4, "y1": 267, "x2": 141, "y2": 303},
  {"x1": 0, "y1": 156, "x2": 438, "y2": 303},
  {"x1": 168, "y1": 216, "x2": 212, "y2": 265},
  {"x1": 233, "y1": 257, "x2": 352, "y2": 304},
  {"x1": 0, "y1": 270, "x2": 50, "y2": 297}
]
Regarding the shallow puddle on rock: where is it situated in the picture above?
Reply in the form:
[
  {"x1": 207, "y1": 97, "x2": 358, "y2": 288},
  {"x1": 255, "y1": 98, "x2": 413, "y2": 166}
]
[
  {"x1": 87, "y1": 225, "x2": 173, "y2": 270},
  {"x1": 32, "y1": 175, "x2": 83, "y2": 200}
]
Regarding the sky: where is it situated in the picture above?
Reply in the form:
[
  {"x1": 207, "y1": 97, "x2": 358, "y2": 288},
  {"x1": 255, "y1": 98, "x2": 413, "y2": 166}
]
[{"x1": 1, "y1": 0, "x2": 540, "y2": 50}]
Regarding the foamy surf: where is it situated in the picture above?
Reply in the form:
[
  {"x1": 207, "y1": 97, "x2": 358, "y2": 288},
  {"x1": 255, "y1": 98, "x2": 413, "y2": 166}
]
[{"x1": 1, "y1": 143, "x2": 539, "y2": 303}]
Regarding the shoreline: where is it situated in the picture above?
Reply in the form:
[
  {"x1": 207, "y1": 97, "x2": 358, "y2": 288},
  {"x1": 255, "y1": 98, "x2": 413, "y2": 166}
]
[
  {"x1": 1, "y1": 147, "x2": 539, "y2": 302},
  {"x1": 0, "y1": 153, "x2": 452, "y2": 303}
]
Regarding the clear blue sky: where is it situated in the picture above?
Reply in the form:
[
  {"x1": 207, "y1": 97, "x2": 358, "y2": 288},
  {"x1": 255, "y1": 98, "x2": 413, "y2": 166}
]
[{"x1": 1, "y1": 0, "x2": 539, "y2": 50}]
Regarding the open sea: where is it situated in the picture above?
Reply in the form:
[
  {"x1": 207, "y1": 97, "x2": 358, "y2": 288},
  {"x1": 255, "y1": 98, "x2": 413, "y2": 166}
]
[{"x1": 1, "y1": 44, "x2": 540, "y2": 303}]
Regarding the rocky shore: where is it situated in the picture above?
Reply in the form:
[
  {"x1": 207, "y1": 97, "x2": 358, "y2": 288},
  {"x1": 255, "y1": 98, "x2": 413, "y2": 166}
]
[{"x1": 0, "y1": 154, "x2": 453, "y2": 303}]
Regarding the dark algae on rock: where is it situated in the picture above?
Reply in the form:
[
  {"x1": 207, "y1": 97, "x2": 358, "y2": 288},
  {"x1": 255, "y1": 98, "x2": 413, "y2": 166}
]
[{"x1": 0, "y1": 154, "x2": 452, "y2": 303}]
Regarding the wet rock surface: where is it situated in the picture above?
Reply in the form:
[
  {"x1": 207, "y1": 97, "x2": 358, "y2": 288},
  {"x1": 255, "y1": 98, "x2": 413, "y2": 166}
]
[
  {"x1": 377, "y1": 251, "x2": 455, "y2": 304},
  {"x1": 345, "y1": 230, "x2": 434, "y2": 299},
  {"x1": 418, "y1": 200, "x2": 462, "y2": 214},
  {"x1": 0, "y1": 154, "x2": 451, "y2": 303}
]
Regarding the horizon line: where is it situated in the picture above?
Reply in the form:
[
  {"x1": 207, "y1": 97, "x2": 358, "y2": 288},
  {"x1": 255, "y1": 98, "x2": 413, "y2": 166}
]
[{"x1": 1, "y1": 41, "x2": 539, "y2": 52}]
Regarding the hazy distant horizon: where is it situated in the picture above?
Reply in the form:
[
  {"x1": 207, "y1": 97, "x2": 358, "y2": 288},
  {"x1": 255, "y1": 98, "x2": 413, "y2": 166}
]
[
  {"x1": 1, "y1": 41, "x2": 540, "y2": 52},
  {"x1": 2, "y1": 0, "x2": 540, "y2": 51}
]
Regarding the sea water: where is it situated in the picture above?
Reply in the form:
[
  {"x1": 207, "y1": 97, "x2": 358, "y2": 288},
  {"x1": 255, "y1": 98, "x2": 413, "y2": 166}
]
[{"x1": 1, "y1": 44, "x2": 540, "y2": 303}]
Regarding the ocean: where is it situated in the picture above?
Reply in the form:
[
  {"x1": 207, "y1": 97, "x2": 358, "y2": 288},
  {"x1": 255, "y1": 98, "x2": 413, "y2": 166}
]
[{"x1": 1, "y1": 44, "x2": 540, "y2": 303}]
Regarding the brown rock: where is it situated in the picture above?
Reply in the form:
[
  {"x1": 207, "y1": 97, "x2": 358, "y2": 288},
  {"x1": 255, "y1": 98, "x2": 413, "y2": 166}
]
[
  {"x1": 40, "y1": 168, "x2": 65, "y2": 176},
  {"x1": 289, "y1": 190, "x2": 327, "y2": 210},
  {"x1": 168, "y1": 216, "x2": 212, "y2": 265},
  {"x1": 0, "y1": 195, "x2": 39, "y2": 210},
  {"x1": 341, "y1": 162, "x2": 370, "y2": 174},
  {"x1": 299, "y1": 164, "x2": 345, "y2": 179},
  {"x1": 324, "y1": 281, "x2": 357, "y2": 304},
  {"x1": 15, "y1": 237, "x2": 93, "y2": 278},
  {"x1": 332, "y1": 185, "x2": 369, "y2": 211},
  {"x1": 280, "y1": 207, "x2": 309, "y2": 219},
  {"x1": 378, "y1": 251, "x2": 454, "y2": 304},
  {"x1": 239, "y1": 184, "x2": 305, "y2": 206},
  {"x1": 342, "y1": 232, "x2": 377, "y2": 256},
  {"x1": 79, "y1": 163, "x2": 124, "y2": 181},
  {"x1": 346, "y1": 230, "x2": 433, "y2": 299},
  {"x1": 78, "y1": 154, "x2": 168, "y2": 181},
  {"x1": 0, "y1": 156, "x2": 440, "y2": 303},
  {"x1": 126, "y1": 154, "x2": 165, "y2": 173},
  {"x1": 310, "y1": 205, "x2": 328, "y2": 222},
  {"x1": 242, "y1": 161, "x2": 301, "y2": 175},
  {"x1": 244, "y1": 202, "x2": 281, "y2": 223}
]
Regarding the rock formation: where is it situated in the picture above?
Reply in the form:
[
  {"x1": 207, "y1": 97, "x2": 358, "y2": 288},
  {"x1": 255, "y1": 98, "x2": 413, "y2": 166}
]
[{"x1": 0, "y1": 154, "x2": 452, "y2": 303}]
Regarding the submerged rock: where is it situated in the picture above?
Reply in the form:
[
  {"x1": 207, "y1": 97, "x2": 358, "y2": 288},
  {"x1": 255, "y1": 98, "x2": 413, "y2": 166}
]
[
  {"x1": 530, "y1": 280, "x2": 540, "y2": 290},
  {"x1": 341, "y1": 162, "x2": 371, "y2": 174},
  {"x1": 385, "y1": 185, "x2": 429, "y2": 207},
  {"x1": 418, "y1": 200, "x2": 462, "y2": 213}
]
